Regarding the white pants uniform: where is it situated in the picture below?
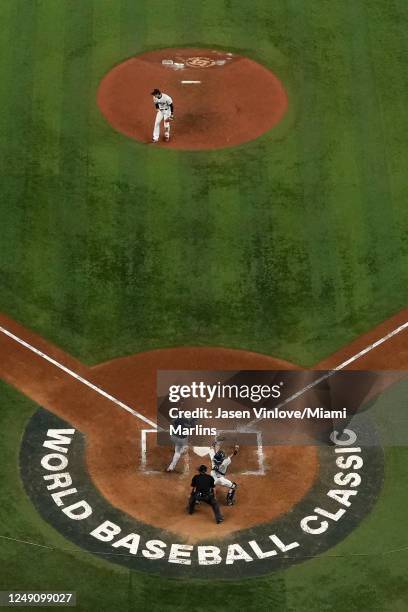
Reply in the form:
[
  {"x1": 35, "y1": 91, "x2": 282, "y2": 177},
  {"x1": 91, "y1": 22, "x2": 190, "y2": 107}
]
[
  {"x1": 167, "y1": 434, "x2": 188, "y2": 471},
  {"x1": 211, "y1": 471, "x2": 234, "y2": 488},
  {"x1": 153, "y1": 108, "x2": 172, "y2": 142}
]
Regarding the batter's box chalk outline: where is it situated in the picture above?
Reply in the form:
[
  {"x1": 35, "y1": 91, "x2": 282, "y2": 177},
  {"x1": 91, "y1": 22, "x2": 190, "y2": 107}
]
[{"x1": 140, "y1": 428, "x2": 190, "y2": 474}]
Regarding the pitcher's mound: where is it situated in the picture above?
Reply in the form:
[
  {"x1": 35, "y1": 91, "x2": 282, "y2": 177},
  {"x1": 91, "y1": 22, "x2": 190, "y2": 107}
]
[{"x1": 97, "y1": 48, "x2": 288, "y2": 150}]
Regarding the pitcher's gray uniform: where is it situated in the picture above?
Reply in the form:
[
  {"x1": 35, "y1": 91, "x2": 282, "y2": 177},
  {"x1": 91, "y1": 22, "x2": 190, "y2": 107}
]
[{"x1": 151, "y1": 88, "x2": 174, "y2": 142}]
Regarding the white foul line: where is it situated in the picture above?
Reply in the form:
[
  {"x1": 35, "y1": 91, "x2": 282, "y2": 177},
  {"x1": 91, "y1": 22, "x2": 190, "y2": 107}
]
[
  {"x1": 181, "y1": 80, "x2": 201, "y2": 84},
  {"x1": 0, "y1": 318, "x2": 407, "y2": 434},
  {"x1": 0, "y1": 325, "x2": 157, "y2": 429},
  {"x1": 246, "y1": 319, "x2": 408, "y2": 429}
]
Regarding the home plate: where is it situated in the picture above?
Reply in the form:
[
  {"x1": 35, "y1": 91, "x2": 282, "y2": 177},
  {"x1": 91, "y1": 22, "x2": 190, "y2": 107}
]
[{"x1": 193, "y1": 446, "x2": 211, "y2": 457}]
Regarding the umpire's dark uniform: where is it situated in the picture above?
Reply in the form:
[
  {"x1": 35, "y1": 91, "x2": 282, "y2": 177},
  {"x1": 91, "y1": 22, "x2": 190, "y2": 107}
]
[{"x1": 189, "y1": 465, "x2": 223, "y2": 524}]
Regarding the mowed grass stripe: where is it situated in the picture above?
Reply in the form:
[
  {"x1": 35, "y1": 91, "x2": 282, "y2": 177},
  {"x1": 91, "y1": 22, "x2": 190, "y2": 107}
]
[
  {"x1": 290, "y1": 1, "x2": 375, "y2": 354},
  {"x1": 89, "y1": 0, "x2": 121, "y2": 172},
  {"x1": 173, "y1": 0, "x2": 235, "y2": 346},
  {"x1": 59, "y1": 1, "x2": 94, "y2": 190},
  {"x1": 31, "y1": 0, "x2": 66, "y2": 176},
  {"x1": 209, "y1": 0, "x2": 299, "y2": 357},
  {"x1": 0, "y1": 1, "x2": 21, "y2": 284},
  {"x1": 0, "y1": 1, "x2": 14, "y2": 149},
  {"x1": 0, "y1": 0, "x2": 36, "y2": 167},
  {"x1": 234, "y1": 0, "x2": 313, "y2": 360},
  {"x1": 198, "y1": 1, "x2": 259, "y2": 347},
  {"x1": 344, "y1": 1, "x2": 402, "y2": 312},
  {"x1": 79, "y1": 0, "x2": 124, "y2": 359},
  {"x1": 49, "y1": 1, "x2": 95, "y2": 353},
  {"x1": 18, "y1": 2, "x2": 69, "y2": 334},
  {"x1": 276, "y1": 0, "x2": 391, "y2": 364},
  {"x1": 0, "y1": 0, "x2": 38, "y2": 314},
  {"x1": 0, "y1": 1, "x2": 95, "y2": 349},
  {"x1": 230, "y1": 1, "x2": 314, "y2": 360},
  {"x1": 200, "y1": 6, "x2": 272, "y2": 349},
  {"x1": 365, "y1": 0, "x2": 408, "y2": 293},
  {"x1": 6, "y1": 1, "x2": 96, "y2": 349},
  {"x1": 324, "y1": 1, "x2": 401, "y2": 337},
  {"x1": 280, "y1": 0, "x2": 341, "y2": 364}
]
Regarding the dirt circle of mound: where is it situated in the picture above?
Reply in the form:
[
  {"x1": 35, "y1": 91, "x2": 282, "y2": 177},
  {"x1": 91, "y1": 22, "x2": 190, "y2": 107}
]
[
  {"x1": 85, "y1": 346, "x2": 319, "y2": 541},
  {"x1": 97, "y1": 48, "x2": 288, "y2": 150}
]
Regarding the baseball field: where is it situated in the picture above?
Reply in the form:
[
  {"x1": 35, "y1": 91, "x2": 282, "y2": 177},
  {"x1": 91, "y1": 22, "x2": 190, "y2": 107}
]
[{"x1": 1, "y1": 0, "x2": 408, "y2": 610}]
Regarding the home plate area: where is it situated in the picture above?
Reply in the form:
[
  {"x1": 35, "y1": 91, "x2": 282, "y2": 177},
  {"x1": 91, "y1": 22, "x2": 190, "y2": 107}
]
[{"x1": 140, "y1": 429, "x2": 265, "y2": 475}]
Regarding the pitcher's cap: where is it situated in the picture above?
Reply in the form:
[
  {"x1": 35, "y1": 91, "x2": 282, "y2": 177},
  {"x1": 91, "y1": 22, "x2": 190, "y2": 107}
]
[{"x1": 151, "y1": 88, "x2": 161, "y2": 95}]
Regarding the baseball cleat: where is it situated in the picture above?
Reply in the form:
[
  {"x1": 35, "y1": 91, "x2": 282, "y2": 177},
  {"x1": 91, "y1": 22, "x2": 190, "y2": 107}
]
[
  {"x1": 151, "y1": 139, "x2": 159, "y2": 144},
  {"x1": 165, "y1": 467, "x2": 174, "y2": 472},
  {"x1": 164, "y1": 134, "x2": 170, "y2": 142},
  {"x1": 216, "y1": 517, "x2": 224, "y2": 524}
]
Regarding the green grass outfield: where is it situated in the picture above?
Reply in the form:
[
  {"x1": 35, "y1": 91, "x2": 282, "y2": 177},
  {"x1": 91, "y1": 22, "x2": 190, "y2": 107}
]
[{"x1": 1, "y1": 0, "x2": 408, "y2": 610}]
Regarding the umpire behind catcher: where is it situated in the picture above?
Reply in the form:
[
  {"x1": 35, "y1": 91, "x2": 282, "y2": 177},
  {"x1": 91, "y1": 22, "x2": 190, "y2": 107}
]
[{"x1": 188, "y1": 465, "x2": 224, "y2": 524}]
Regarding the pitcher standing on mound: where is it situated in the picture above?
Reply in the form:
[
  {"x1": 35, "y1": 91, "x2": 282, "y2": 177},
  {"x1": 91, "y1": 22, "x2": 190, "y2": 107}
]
[{"x1": 151, "y1": 88, "x2": 174, "y2": 142}]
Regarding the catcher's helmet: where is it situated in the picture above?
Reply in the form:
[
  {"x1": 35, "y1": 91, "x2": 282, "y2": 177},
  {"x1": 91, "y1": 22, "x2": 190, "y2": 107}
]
[{"x1": 213, "y1": 450, "x2": 226, "y2": 464}]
